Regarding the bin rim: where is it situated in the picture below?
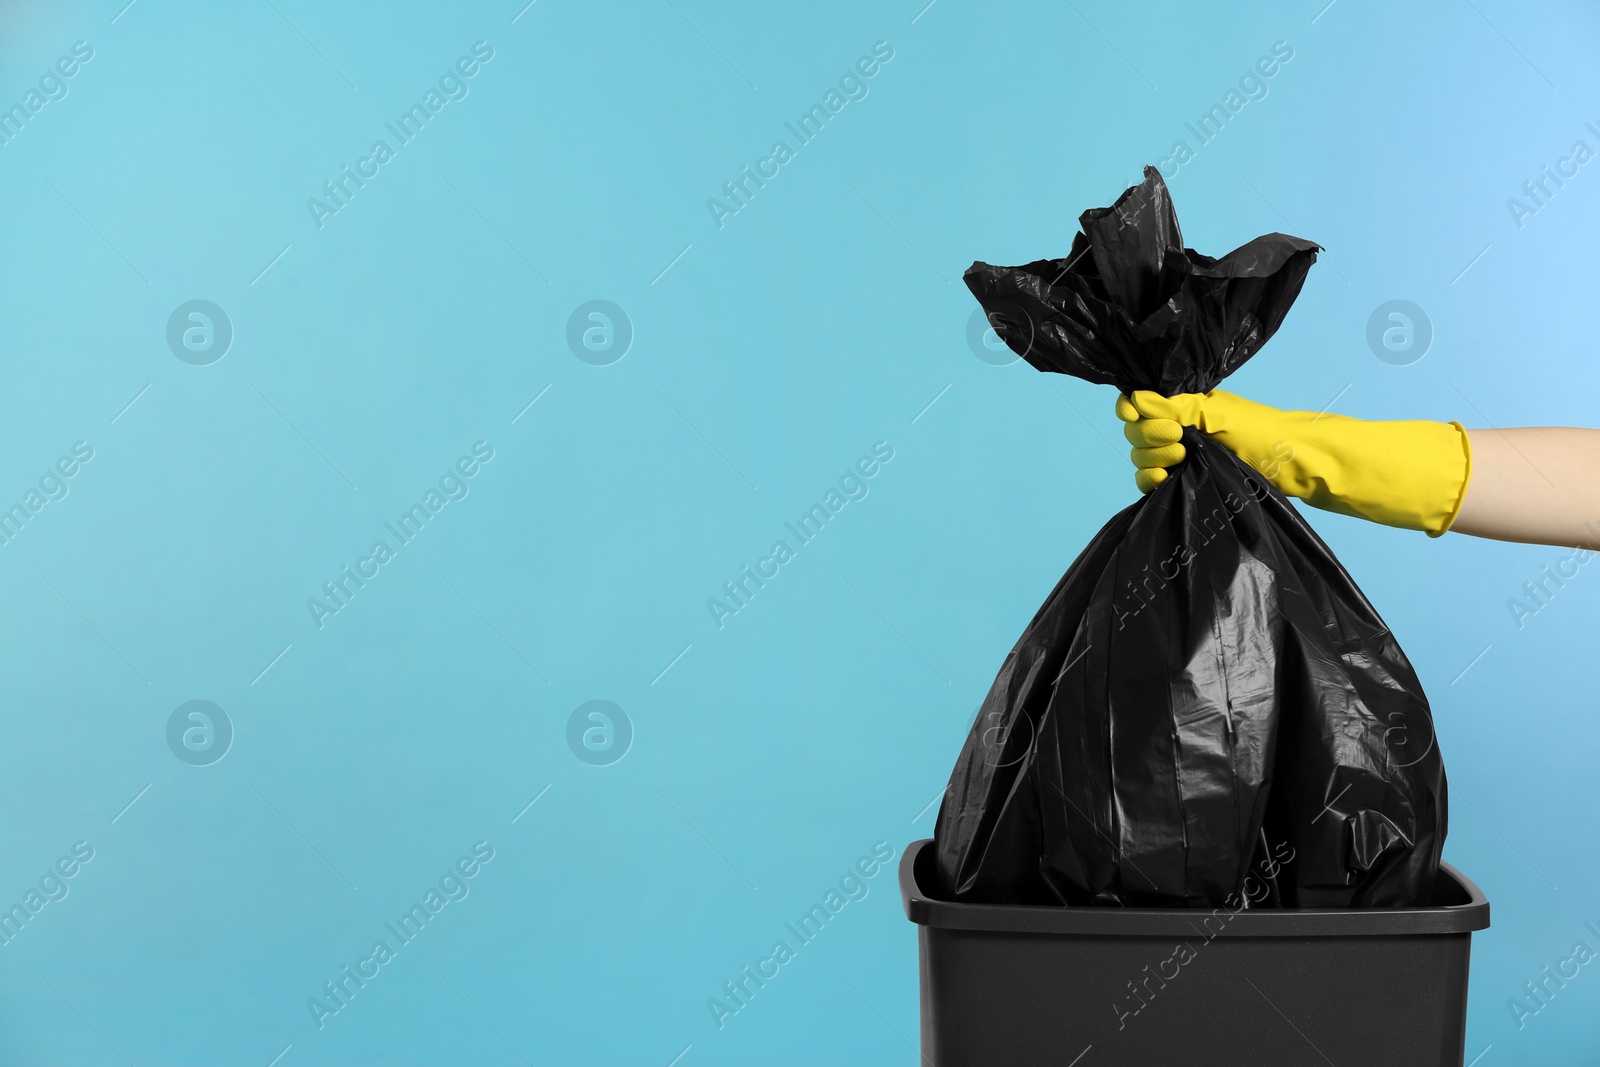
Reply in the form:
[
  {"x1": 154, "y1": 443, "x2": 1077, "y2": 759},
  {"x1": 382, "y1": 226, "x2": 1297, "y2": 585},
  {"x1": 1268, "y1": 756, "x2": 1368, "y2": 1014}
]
[{"x1": 899, "y1": 839, "x2": 1489, "y2": 938}]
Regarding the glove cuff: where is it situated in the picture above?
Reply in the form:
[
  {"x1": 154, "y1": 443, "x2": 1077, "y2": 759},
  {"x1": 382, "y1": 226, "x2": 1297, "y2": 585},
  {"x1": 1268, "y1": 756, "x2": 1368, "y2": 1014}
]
[
  {"x1": 1276, "y1": 415, "x2": 1472, "y2": 535},
  {"x1": 1425, "y1": 422, "x2": 1473, "y2": 538}
]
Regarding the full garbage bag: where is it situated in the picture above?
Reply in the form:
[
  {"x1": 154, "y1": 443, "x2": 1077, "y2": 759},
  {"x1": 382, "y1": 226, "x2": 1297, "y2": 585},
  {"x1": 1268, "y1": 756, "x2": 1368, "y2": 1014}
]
[{"x1": 932, "y1": 166, "x2": 1445, "y2": 909}]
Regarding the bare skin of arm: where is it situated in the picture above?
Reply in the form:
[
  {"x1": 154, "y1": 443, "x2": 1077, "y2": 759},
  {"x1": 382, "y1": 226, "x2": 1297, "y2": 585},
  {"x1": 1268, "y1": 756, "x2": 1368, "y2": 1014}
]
[{"x1": 1453, "y1": 429, "x2": 1600, "y2": 548}]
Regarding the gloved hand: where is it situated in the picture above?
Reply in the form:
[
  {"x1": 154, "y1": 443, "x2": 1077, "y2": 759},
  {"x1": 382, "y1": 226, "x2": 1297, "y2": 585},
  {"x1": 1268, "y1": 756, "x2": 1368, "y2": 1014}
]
[{"x1": 1114, "y1": 389, "x2": 1473, "y2": 536}]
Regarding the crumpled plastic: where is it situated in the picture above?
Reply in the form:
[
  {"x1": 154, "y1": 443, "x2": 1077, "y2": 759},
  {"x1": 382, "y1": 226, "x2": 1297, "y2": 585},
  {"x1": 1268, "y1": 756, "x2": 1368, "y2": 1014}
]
[{"x1": 932, "y1": 166, "x2": 1446, "y2": 909}]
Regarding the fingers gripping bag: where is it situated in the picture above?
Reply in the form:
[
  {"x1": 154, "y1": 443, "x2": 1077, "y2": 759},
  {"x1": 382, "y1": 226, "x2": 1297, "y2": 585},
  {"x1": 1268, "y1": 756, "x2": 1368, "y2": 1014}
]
[{"x1": 932, "y1": 167, "x2": 1445, "y2": 909}]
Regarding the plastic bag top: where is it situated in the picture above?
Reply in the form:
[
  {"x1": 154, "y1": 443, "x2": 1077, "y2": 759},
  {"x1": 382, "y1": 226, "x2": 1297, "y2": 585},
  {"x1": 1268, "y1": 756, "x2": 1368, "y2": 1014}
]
[{"x1": 964, "y1": 166, "x2": 1321, "y2": 395}]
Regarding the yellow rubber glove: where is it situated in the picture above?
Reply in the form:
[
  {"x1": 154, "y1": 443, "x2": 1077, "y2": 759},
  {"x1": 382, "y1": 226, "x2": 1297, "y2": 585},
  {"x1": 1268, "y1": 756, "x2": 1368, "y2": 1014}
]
[{"x1": 1114, "y1": 389, "x2": 1473, "y2": 536}]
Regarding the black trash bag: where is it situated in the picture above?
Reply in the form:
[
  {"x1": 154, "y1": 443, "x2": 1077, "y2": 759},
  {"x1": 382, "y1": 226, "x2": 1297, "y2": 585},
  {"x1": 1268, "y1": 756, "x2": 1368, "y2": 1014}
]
[{"x1": 932, "y1": 166, "x2": 1445, "y2": 909}]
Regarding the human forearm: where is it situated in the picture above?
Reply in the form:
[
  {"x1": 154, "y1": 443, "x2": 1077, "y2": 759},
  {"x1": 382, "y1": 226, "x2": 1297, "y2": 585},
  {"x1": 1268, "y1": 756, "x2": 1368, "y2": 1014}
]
[{"x1": 1452, "y1": 428, "x2": 1600, "y2": 549}]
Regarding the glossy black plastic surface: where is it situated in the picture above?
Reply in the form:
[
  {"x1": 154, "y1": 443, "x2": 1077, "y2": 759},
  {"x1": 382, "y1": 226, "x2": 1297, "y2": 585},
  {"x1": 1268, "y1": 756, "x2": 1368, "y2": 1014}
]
[{"x1": 935, "y1": 167, "x2": 1446, "y2": 909}]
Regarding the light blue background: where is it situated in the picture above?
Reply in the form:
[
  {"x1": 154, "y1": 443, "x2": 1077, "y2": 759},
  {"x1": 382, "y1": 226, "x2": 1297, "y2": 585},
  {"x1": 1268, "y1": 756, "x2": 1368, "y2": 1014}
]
[{"x1": 0, "y1": 0, "x2": 1596, "y2": 1063}]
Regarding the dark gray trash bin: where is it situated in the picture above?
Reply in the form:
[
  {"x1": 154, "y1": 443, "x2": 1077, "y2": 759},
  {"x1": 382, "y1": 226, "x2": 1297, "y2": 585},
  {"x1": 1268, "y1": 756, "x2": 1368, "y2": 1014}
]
[{"x1": 900, "y1": 838, "x2": 1489, "y2": 1066}]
